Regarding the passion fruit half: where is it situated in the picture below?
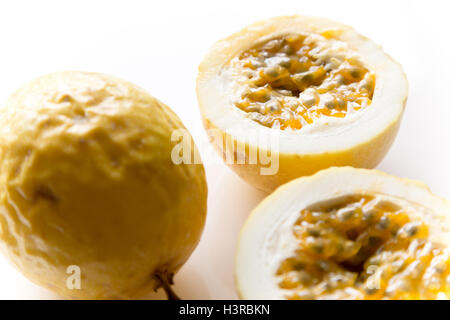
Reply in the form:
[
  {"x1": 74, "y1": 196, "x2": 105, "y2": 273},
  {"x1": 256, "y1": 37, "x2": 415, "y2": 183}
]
[
  {"x1": 197, "y1": 16, "x2": 408, "y2": 192},
  {"x1": 235, "y1": 167, "x2": 450, "y2": 300}
]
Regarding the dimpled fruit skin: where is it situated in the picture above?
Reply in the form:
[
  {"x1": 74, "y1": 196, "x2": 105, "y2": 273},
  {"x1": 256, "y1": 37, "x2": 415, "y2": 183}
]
[{"x1": 0, "y1": 72, "x2": 207, "y2": 299}]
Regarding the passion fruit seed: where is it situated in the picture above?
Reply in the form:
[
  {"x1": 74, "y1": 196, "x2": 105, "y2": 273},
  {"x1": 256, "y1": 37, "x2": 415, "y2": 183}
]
[
  {"x1": 277, "y1": 194, "x2": 449, "y2": 299},
  {"x1": 231, "y1": 33, "x2": 375, "y2": 130}
]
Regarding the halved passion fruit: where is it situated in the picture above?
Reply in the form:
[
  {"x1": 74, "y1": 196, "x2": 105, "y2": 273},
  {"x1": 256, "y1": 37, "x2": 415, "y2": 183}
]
[
  {"x1": 197, "y1": 16, "x2": 408, "y2": 192},
  {"x1": 235, "y1": 167, "x2": 450, "y2": 300}
]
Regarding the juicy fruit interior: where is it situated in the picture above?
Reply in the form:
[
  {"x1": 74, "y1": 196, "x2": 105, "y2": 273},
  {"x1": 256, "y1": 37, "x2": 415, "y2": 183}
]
[
  {"x1": 231, "y1": 33, "x2": 375, "y2": 130},
  {"x1": 277, "y1": 194, "x2": 449, "y2": 299}
]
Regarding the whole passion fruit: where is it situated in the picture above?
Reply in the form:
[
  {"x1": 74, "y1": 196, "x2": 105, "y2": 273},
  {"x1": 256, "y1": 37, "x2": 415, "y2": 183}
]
[{"x1": 0, "y1": 71, "x2": 207, "y2": 299}]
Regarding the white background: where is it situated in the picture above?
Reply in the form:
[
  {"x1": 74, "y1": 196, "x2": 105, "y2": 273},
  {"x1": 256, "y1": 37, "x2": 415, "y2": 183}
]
[{"x1": 0, "y1": 0, "x2": 449, "y2": 299}]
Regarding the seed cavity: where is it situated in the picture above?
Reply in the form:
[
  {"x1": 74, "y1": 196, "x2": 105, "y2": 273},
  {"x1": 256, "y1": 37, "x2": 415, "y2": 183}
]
[
  {"x1": 277, "y1": 194, "x2": 449, "y2": 300},
  {"x1": 230, "y1": 33, "x2": 375, "y2": 130}
]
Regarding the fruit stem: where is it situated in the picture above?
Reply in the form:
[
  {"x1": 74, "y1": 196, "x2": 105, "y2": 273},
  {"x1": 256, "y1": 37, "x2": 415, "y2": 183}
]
[{"x1": 155, "y1": 272, "x2": 181, "y2": 300}]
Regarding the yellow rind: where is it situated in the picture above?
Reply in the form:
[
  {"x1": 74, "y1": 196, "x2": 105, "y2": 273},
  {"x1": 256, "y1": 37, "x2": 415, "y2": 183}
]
[{"x1": 203, "y1": 100, "x2": 405, "y2": 192}]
